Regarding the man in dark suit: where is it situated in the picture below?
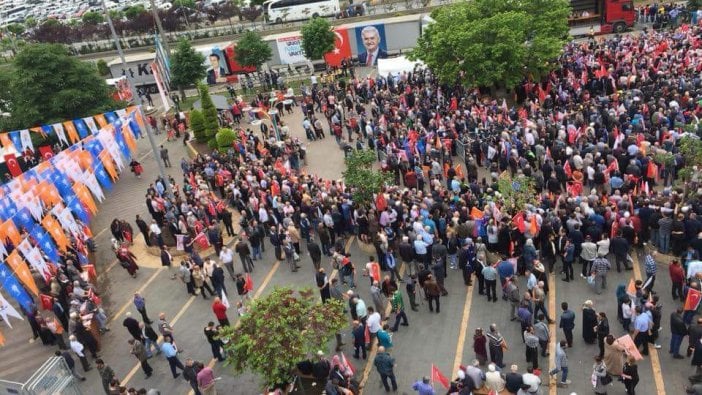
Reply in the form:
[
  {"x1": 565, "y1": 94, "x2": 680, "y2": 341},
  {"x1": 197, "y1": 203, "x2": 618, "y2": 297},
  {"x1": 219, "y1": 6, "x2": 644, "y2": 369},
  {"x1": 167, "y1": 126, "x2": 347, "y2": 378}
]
[
  {"x1": 206, "y1": 53, "x2": 227, "y2": 85},
  {"x1": 357, "y1": 26, "x2": 388, "y2": 67}
]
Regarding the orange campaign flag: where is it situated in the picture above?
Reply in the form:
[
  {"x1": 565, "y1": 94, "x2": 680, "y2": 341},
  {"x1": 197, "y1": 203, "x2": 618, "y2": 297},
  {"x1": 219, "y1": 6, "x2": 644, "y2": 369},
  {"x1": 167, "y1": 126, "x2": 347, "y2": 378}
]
[
  {"x1": 0, "y1": 133, "x2": 13, "y2": 149},
  {"x1": 76, "y1": 149, "x2": 93, "y2": 171},
  {"x1": 100, "y1": 152, "x2": 118, "y2": 181},
  {"x1": 470, "y1": 207, "x2": 484, "y2": 219},
  {"x1": 37, "y1": 180, "x2": 61, "y2": 206},
  {"x1": 94, "y1": 114, "x2": 108, "y2": 128},
  {"x1": 0, "y1": 220, "x2": 22, "y2": 246},
  {"x1": 454, "y1": 164, "x2": 465, "y2": 180},
  {"x1": 529, "y1": 217, "x2": 538, "y2": 235},
  {"x1": 0, "y1": 328, "x2": 5, "y2": 346},
  {"x1": 73, "y1": 183, "x2": 97, "y2": 214},
  {"x1": 6, "y1": 251, "x2": 39, "y2": 296},
  {"x1": 42, "y1": 215, "x2": 69, "y2": 252},
  {"x1": 122, "y1": 124, "x2": 138, "y2": 154},
  {"x1": 63, "y1": 121, "x2": 80, "y2": 144},
  {"x1": 626, "y1": 278, "x2": 637, "y2": 296}
]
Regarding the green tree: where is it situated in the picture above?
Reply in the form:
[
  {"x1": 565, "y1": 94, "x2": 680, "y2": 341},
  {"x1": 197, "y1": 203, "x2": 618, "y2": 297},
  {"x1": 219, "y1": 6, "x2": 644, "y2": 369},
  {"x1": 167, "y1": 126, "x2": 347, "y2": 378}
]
[
  {"x1": 96, "y1": 59, "x2": 110, "y2": 76},
  {"x1": 342, "y1": 150, "x2": 393, "y2": 207},
  {"x1": 215, "y1": 127, "x2": 238, "y2": 152},
  {"x1": 410, "y1": 0, "x2": 570, "y2": 89},
  {"x1": 124, "y1": 5, "x2": 147, "y2": 19},
  {"x1": 189, "y1": 109, "x2": 207, "y2": 142},
  {"x1": 495, "y1": 173, "x2": 538, "y2": 212},
  {"x1": 689, "y1": 0, "x2": 702, "y2": 10},
  {"x1": 109, "y1": 10, "x2": 124, "y2": 20},
  {"x1": 678, "y1": 136, "x2": 702, "y2": 194},
  {"x1": 82, "y1": 11, "x2": 105, "y2": 25},
  {"x1": 198, "y1": 84, "x2": 219, "y2": 144},
  {"x1": 6, "y1": 24, "x2": 25, "y2": 35},
  {"x1": 24, "y1": 17, "x2": 37, "y2": 28},
  {"x1": 174, "y1": 0, "x2": 196, "y2": 8},
  {"x1": 218, "y1": 287, "x2": 346, "y2": 388},
  {"x1": 300, "y1": 17, "x2": 335, "y2": 61},
  {"x1": 170, "y1": 38, "x2": 206, "y2": 98},
  {"x1": 235, "y1": 31, "x2": 272, "y2": 70},
  {"x1": 0, "y1": 43, "x2": 115, "y2": 130}
]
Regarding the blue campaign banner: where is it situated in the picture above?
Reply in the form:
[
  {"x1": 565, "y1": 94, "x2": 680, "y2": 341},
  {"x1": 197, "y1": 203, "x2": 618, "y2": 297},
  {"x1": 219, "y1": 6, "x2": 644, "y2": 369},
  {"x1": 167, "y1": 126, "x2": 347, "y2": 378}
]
[
  {"x1": 29, "y1": 224, "x2": 60, "y2": 263},
  {"x1": 9, "y1": 131, "x2": 22, "y2": 153},
  {"x1": 114, "y1": 128, "x2": 131, "y2": 160},
  {"x1": 104, "y1": 111, "x2": 119, "y2": 124},
  {"x1": 67, "y1": 197, "x2": 90, "y2": 223},
  {"x1": 0, "y1": 263, "x2": 33, "y2": 311},
  {"x1": 73, "y1": 119, "x2": 89, "y2": 139},
  {"x1": 129, "y1": 117, "x2": 142, "y2": 138},
  {"x1": 13, "y1": 207, "x2": 35, "y2": 231},
  {"x1": 93, "y1": 162, "x2": 113, "y2": 191},
  {"x1": 354, "y1": 24, "x2": 387, "y2": 66}
]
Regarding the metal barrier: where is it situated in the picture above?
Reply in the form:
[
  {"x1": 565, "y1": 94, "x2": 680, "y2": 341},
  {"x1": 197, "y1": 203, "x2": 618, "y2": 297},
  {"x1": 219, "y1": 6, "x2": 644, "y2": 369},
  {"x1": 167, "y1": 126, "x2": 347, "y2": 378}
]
[{"x1": 0, "y1": 357, "x2": 82, "y2": 395}]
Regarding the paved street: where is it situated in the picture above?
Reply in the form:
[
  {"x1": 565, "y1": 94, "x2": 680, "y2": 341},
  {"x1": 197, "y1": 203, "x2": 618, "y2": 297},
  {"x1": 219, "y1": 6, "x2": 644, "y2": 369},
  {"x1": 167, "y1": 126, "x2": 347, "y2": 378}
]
[{"x1": 0, "y1": 87, "x2": 693, "y2": 395}]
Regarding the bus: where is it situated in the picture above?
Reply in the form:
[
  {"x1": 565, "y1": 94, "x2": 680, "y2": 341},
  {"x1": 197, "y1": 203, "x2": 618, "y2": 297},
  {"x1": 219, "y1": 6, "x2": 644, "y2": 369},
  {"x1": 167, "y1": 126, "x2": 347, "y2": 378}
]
[{"x1": 263, "y1": 0, "x2": 340, "y2": 24}]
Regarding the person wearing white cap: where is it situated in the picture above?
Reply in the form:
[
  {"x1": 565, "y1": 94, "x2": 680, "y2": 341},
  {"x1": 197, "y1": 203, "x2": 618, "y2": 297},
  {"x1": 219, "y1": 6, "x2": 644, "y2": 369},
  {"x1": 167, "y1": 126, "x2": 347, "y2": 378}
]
[{"x1": 485, "y1": 363, "x2": 505, "y2": 393}]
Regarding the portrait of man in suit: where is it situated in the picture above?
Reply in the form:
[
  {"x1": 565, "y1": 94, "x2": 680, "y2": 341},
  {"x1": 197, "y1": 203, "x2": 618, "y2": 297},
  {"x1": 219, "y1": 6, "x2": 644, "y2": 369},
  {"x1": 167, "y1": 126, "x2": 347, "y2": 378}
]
[
  {"x1": 206, "y1": 53, "x2": 227, "y2": 85},
  {"x1": 357, "y1": 25, "x2": 388, "y2": 67}
]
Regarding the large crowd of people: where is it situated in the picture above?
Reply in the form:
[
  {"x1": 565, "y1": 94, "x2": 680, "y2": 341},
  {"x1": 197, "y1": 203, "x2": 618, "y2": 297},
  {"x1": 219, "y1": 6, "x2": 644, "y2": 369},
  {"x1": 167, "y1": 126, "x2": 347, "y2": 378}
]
[{"x1": 12, "y1": 17, "x2": 702, "y2": 395}]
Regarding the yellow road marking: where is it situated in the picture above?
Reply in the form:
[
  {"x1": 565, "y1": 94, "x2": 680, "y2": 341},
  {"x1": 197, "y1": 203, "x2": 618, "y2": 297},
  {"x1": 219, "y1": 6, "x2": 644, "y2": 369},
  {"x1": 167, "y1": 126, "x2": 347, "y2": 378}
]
[
  {"x1": 108, "y1": 267, "x2": 165, "y2": 324},
  {"x1": 548, "y1": 271, "x2": 557, "y2": 395},
  {"x1": 358, "y1": 263, "x2": 406, "y2": 395},
  {"x1": 632, "y1": 253, "x2": 666, "y2": 395},
  {"x1": 452, "y1": 280, "x2": 474, "y2": 374},
  {"x1": 121, "y1": 295, "x2": 197, "y2": 384}
]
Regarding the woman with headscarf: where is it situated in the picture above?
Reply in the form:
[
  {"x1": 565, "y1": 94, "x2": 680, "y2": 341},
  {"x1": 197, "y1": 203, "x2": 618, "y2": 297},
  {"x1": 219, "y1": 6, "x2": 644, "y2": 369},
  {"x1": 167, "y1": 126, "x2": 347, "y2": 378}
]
[{"x1": 583, "y1": 300, "x2": 597, "y2": 344}]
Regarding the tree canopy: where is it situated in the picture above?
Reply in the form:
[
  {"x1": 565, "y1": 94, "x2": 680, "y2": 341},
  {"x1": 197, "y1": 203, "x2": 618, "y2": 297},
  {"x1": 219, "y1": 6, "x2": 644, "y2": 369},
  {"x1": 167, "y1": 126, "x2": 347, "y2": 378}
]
[
  {"x1": 235, "y1": 30, "x2": 272, "y2": 70},
  {"x1": 343, "y1": 150, "x2": 393, "y2": 207},
  {"x1": 198, "y1": 84, "x2": 219, "y2": 145},
  {"x1": 300, "y1": 17, "x2": 335, "y2": 61},
  {"x1": 0, "y1": 43, "x2": 115, "y2": 131},
  {"x1": 410, "y1": 0, "x2": 570, "y2": 88},
  {"x1": 170, "y1": 38, "x2": 206, "y2": 97},
  {"x1": 218, "y1": 287, "x2": 346, "y2": 387},
  {"x1": 82, "y1": 11, "x2": 105, "y2": 25}
]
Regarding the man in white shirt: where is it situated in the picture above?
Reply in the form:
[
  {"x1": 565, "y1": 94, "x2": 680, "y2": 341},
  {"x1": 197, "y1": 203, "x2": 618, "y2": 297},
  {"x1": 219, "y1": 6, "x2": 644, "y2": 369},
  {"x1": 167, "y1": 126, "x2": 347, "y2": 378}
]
[
  {"x1": 69, "y1": 335, "x2": 92, "y2": 372},
  {"x1": 219, "y1": 246, "x2": 235, "y2": 279},
  {"x1": 149, "y1": 220, "x2": 163, "y2": 247},
  {"x1": 366, "y1": 306, "x2": 382, "y2": 340},
  {"x1": 521, "y1": 367, "x2": 541, "y2": 392}
]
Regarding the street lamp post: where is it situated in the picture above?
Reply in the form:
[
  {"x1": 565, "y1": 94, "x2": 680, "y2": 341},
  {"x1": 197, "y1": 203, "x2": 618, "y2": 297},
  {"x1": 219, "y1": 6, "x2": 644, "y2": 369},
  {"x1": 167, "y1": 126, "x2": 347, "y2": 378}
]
[
  {"x1": 149, "y1": 0, "x2": 171, "y2": 55},
  {"x1": 268, "y1": 109, "x2": 281, "y2": 141},
  {"x1": 101, "y1": 0, "x2": 171, "y2": 194}
]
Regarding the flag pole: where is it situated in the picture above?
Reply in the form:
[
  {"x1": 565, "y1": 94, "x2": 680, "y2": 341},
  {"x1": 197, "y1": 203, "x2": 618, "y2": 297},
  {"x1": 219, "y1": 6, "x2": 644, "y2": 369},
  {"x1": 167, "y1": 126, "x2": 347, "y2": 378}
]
[{"x1": 101, "y1": 0, "x2": 172, "y2": 197}]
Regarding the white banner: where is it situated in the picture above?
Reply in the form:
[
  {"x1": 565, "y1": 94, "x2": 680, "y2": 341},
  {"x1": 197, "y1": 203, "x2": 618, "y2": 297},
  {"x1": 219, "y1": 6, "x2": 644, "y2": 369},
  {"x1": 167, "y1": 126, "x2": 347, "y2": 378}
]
[
  {"x1": 19, "y1": 129, "x2": 33, "y2": 152},
  {"x1": 0, "y1": 291, "x2": 23, "y2": 329},
  {"x1": 276, "y1": 36, "x2": 307, "y2": 65},
  {"x1": 24, "y1": 247, "x2": 51, "y2": 281}
]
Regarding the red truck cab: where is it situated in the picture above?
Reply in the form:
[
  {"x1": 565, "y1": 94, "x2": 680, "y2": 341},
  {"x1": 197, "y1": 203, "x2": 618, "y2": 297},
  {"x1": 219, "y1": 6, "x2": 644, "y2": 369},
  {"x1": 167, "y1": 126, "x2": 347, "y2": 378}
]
[{"x1": 569, "y1": 0, "x2": 636, "y2": 36}]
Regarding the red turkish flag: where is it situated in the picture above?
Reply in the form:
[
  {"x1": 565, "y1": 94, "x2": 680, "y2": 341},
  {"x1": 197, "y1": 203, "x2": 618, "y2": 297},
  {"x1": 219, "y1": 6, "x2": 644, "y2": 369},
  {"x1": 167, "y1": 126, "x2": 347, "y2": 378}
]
[
  {"x1": 431, "y1": 364, "x2": 450, "y2": 389},
  {"x1": 323, "y1": 28, "x2": 352, "y2": 67},
  {"x1": 4, "y1": 153, "x2": 22, "y2": 177},
  {"x1": 40, "y1": 294, "x2": 54, "y2": 310},
  {"x1": 244, "y1": 273, "x2": 254, "y2": 292},
  {"x1": 38, "y1": 146, "x2": 54, "y2": 161},
  {"x1": 685, "y1": 288, "x2": 702, "y2": 311}
]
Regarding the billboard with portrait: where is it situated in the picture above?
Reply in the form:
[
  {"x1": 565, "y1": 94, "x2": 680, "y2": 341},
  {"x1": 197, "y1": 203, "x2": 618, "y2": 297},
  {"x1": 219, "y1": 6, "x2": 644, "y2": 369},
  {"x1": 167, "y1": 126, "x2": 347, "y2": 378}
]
[
  {"x1": 203, "y1": 47, "x2": 230, "y2": 85},
  {"x1": 354, "y1": 24, "x2": 387, "y2": 67}
]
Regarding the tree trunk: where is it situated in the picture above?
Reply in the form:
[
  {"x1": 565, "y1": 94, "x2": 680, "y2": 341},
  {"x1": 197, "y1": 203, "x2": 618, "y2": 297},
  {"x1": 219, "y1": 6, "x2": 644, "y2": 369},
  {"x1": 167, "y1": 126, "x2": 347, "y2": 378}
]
[{"x1": 179, "y1": 86, "x2": 186, "y2": 102}]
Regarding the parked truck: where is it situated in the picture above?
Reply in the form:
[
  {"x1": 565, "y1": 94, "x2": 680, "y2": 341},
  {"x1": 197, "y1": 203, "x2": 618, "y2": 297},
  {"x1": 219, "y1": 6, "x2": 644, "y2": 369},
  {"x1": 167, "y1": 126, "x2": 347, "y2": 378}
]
[{"x1": 569, "y1": 0, "x2": 636, "y2": 36}]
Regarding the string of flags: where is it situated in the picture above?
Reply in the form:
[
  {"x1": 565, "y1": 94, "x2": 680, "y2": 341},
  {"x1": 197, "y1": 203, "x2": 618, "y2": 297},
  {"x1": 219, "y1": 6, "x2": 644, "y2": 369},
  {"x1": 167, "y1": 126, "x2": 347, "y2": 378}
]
[
  {"x1": 0, "y1": 111, "x2": 115, "y2": 161},
  {"x1": 0, "y1": 106, "x2": 147, "y2": 337}
]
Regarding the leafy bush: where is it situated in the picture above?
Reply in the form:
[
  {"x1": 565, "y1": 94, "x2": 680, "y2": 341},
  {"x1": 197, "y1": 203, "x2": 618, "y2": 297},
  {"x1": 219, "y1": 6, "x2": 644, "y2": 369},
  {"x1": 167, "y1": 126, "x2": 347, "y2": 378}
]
[
  {"x1": 190, "y1": 109, "x2": 207, "y2": 142},
  {"x1": 215, "y1": 128, "x2": 238, "y2": 152}
]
